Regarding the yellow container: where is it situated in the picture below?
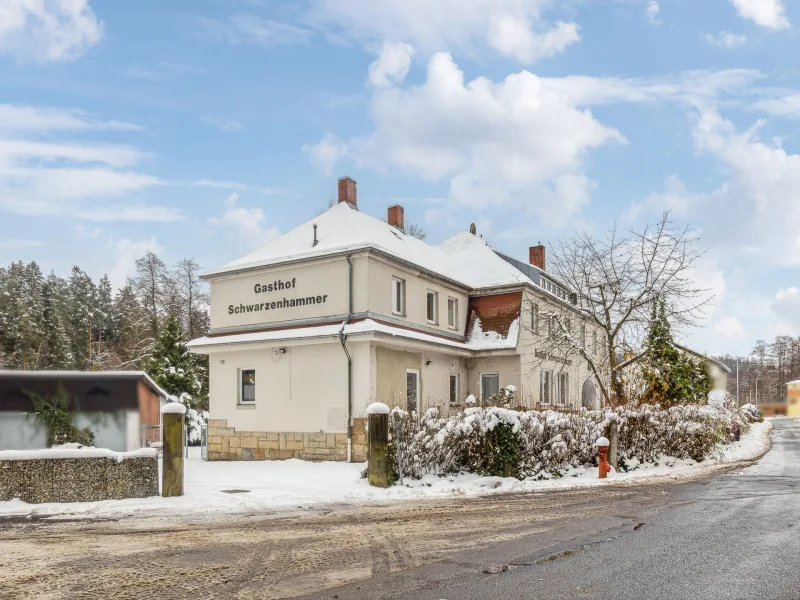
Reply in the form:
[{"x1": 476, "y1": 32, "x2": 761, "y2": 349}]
[{"x1": 787, "y1": 381, "x2": 800, "y2": 418}]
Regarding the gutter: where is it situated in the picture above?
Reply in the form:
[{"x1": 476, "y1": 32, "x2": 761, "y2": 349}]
[{"x1": 338, "y1": 254, "x2": 354, "y2": 462}]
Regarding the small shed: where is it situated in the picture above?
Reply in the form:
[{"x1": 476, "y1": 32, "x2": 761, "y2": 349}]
[{"x1": 0, "y1": 371, "x2": 169, "y2": 452}]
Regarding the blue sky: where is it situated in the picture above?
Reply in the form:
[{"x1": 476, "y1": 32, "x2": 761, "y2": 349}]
[{"x1": 1, "y1": 0, "x2": 799, "y2": 356}]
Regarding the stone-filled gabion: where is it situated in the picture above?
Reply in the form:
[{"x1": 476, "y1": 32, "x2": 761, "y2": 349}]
[{"x1": 0, "y1": 455, "x2": 159, "y2": 504}]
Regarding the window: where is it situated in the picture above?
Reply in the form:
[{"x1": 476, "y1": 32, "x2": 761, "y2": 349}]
[
  {"x1": 547, "y1": 315, "x2": 554, "y2": 339},
  {"x1": 592, "y1": 329, "x2": 598, "y2": 353},
  {"x1": 448, "y1": 297, "x2": 458, "y2": 329},
  {"x1": 240, "y1": 369, "x2": 256, "y2": 404},
  {"x1": 481, "y1": 373, "x2": 500, "y2": 402},
  {"x1": 406, "y1": 369, "x2": 420, "y2": 414},
  {"x1": 581, "y1": 324, "x2": 586, "y2": 349},
  {"x1": 449, "y1": 374, "x2": 459, "y2": 404},
  {"x1": 540, "y1": 369, "x2": 553, "y2": 404},
  {"x1": 426, "y1": 289, "x2": 438, "y2": 323},
  {"x1": 565, "y1": 318, "x2": 571, "y2": 333},
  {"x1": 558, "y1": 372, "x2": 569, "y2": 405},
  {"x1": 392, "y1": 277, "x2": 406, "y2": 315},
  {"x1": 531, "y1": 304, "x2": 539, "y2": 335}
]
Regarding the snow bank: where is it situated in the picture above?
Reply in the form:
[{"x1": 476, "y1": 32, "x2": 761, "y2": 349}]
[
  {"x1": 0, "y1": 423, "x2": 771, "y2": 523},
  {"x1": 0, "y1": 446, "x2": 158, "y2": 462}
]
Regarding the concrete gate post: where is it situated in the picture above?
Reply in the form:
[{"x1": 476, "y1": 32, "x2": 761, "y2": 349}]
[
  {"x1": 161, "y1": 401, "x2": 186, "y2": 497},
  {"x1": 608, "y1": 421, "x2": 619, "y2": 469},
  {"x1": 367, "y1": 402, "x2": 390, "y2": 488}
]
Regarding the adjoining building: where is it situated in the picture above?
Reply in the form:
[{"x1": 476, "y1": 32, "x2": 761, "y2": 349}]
[
  {"x1": 188, "y1": 177, "x2": 604, "y2": 462},
  {"x1": 0, "y1": 370, "x2": 168, "y2": 451},
  {"x1": 615, "y1": 343, "x2": 732, "y2": 400},
  {"x1": 787, "y1": 381, "x2": 800, "y2": 418}
]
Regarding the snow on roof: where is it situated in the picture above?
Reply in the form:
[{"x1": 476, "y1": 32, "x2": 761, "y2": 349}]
[
  {"x1": 437, "y1": 232, "x2": 534, "y2": 289},
  {"x1": 205, "y1": 202, "x2": 466, "y2": 283},
  {"x1": 203, "y1": 202, "x2": 540, "y2": 293},
  {"x1": 188, "y1": 318, "x2": 518, "y2": 353},
  {"x1": 0, "y1": 370, "x2": 170, "y2": 399}
]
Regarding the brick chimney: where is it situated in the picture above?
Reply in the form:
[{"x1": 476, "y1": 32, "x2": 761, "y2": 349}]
[
  {"x1": 338, "y1": 176, "x2": 357, "y2": 207},
  {"x1": 388, "y1": 204, "x2": 404, "y2": 232},
  {"x1": 529, "y1": 243, "x2": 545, "y2": 271}
]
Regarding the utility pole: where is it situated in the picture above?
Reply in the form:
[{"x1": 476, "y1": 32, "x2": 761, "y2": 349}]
[
  {"x1": 736, "y1": 359, "x2": 740, "y2": 406},
  {"x1": 756, "y1": 376, "x2": 762, "y2": 405}
]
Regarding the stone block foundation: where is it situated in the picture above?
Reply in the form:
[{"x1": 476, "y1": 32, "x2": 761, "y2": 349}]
[{"x1": 206, "y1": 418, "x2": 368, "y2": 462}]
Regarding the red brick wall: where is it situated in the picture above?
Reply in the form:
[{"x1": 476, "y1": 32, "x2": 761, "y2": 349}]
[{"x1": 466, "y1": 292, "x2": 522, "y2": 337}]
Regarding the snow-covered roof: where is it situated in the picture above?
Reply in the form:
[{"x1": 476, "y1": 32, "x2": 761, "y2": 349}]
[
  {"x1": 203, "y1": 202, "x2": 464, "y2": 283},
  {"x1": 203, "y1": 202, "x2": 538, "y2": 292},
  {"x1": 188, "y1": 318, "x2": 518, "y2": 353},
  {"x1": 0, "y1": 370, "x2": 170, "y2": 399}
]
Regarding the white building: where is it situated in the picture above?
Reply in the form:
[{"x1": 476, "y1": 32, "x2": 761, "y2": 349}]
[{"x1": 189, "y1": 177, "x2": 603, "y2": 461}]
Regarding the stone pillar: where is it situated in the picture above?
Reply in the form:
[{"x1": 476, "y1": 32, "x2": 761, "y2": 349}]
[
  {"x1": 161, "y1": 401, "x2": 186, "y2": 497},
  {"x1": 367, "y1": 402, "x2": 390, "y2": 488}
]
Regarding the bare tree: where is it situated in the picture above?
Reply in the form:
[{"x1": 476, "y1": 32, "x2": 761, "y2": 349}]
[
  {"x1": 405, "y1": 222, "x2": 427, "y2": 241},
  {"x1": 130, "y1": 252, "x2": 169, "y2": 339},
  {"x1": 525, "y1": 211, "x2": 710, "y2": 406},
  {"x1": 173, "y1": 258, "x2": 210, "y2": 340}
]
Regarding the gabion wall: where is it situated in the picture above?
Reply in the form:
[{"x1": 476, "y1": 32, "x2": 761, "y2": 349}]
[{"x1": 0, "y1": 455, "x2": 159, "y2": 503}]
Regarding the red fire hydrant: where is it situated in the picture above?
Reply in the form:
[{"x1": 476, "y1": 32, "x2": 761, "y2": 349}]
[{"x1": 596, "y1": 436, "x2": 611, "y2": 479}]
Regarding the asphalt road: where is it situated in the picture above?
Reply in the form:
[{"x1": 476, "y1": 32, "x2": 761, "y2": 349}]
[{"x1": 301, "y1": 418, "x2": 800, "y2": 600}]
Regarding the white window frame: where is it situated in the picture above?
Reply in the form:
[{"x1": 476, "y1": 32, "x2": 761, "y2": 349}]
[
  {"x1": 480, "y1": 372, "x2": 500, "y2": 402},
  {"x1": 540, "y1": 369, "x2": 553, "y2": 405},
  {"x1": 239, "y1": 368, "x2": 256, "y2": 405},
  {"x1": 449, "y1": 373, "x2": 459, "y2": 405},
  {"x1": 426, "y1": 289, "x2": 438, "y2": 324},
  {"x1": 406, "y1": 368, "x2": 420, "y2": 414},
  {"x1": 392, "y1": 277, "x2": 406, "y2": 316},
  {"x1": 447, "y1": 297, "x2": 458, "y2": 330},
  {"x1": 581, "y1": 324, "x2": 586, "y2": 349}
]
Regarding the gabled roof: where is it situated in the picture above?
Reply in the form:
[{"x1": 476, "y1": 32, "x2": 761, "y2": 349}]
[
  {"x1": 614, "y1": 343, "x2": 732, "y2": 374},
  {"x1": 203, "y1": 202, "x2": 538, "y2": 291}
]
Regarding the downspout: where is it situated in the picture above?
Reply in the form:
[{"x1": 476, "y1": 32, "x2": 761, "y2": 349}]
[{"x1": 338, "y1": 254, "x2": 354, "y2": 462}]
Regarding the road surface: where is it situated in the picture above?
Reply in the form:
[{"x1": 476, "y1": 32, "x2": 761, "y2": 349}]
[
  {"x1": 0, "y1": 419, "x2": 794, "y2": 599},
  {"x1": 300, "y1": 417, "x2": 800, "y2": 600}
]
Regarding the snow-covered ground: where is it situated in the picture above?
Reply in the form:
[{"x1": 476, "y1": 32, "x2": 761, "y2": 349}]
[{"x1": 0, "y1": 422, "x2": 773, "y2": 523}]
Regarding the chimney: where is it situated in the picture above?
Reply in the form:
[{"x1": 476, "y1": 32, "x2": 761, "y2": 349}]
[
  {"x1": 388, "y1": 204, "x2": 404, "y2": 231},
  {"x1": 529, "y1": 243, "x2": 545, "y2": 271},
  {"x1": 338, "y1": 176, "x2": 357, "y2": 207}
]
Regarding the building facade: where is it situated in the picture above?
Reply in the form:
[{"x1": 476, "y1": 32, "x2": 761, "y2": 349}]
[{"x1": 189, "y1": 177, "x2": 604, "y2": 462}]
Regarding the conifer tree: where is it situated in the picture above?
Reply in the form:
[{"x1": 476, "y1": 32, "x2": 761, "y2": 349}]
[{"x1": 145, "y1": 314, "x2": 201, "y2": 404}]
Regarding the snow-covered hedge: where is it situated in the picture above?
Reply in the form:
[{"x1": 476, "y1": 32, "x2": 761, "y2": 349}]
[{"x1": 388, "y1": 402, "x2": 758, "y2": 481}]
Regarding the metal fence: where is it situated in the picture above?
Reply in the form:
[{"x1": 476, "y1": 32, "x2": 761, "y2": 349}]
[{"x1": 200, "y1": 424, "x2": 208, "y2": 460}]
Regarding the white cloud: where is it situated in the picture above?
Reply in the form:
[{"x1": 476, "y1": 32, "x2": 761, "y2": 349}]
[
  {"x1": 202, "y1": 117, "x2": 244, "y2": 132},
  {"x1": 487, "y1": 15, "x2": 578, "y2": 63},
  {"x1": 628, "y1": 109, "x2": 800, "y2": 269},
  {"x1": 542, "y1": 69, "x2": 762, "y2": 107},
  {"x1": 309, "y1": 53, "x2": 623, "y2": 223},
  {"x1": 208, "y1": 193, "x2": 280, "y2": 251},
  {"x1": 199, "y1": 14, "x2": 312, "y2": 46},
  {"x1": 704, "y1": 31, "x2": 747, "y2": 48},
  {"x1": 303, "y1": 132, "x2": 349, "y2": 175},
  {"x1": 773, "y1": 287, "x2": 800, "y2": 331},
  {"x1": 368, "y1": 42, "x2": 415, "y2": 87},
  {"x1": 0, "y1": 0, "x2": 103, "y2": 63},
  {"x1": 126, "y1": 62, "x2": 206, "y2": 81},
  {"x1": 0, "y1": 104, "x2": 181, "y2": 222},
  {"x1": 753, "y1": 94, "x2": 800, "y2": 118},
  {"x1": 0, "y1": 104, "x2": 140, "y2": 133},
  {"x1": 730, "y1": 0, "x2": 789, "y2": 30},
  {"x1": 0, "y1": 238, "x2": 46, "y2": 249},
  {"x1": 645, "y1": 1, "x2": 660, "y2": 25},
  {"x1": 305, "y1": 0, "x2": 579, "y2": 64},
  {"x1": 713, "y1": 317, "x2": 745, "y2": 338},
  {"x1": 109, "y1": 238, "x2": 164, "y2": 290}
]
